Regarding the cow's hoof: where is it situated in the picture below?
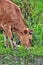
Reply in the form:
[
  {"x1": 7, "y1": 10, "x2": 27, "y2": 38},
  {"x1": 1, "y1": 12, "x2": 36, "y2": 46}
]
[{"x1": 16, "y1": 40, "x2": 20, "y2": 45}]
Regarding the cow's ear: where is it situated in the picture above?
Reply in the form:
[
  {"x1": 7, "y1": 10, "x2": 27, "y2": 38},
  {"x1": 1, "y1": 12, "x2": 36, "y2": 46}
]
[{"x1": 24, "y1": 29, "x2": 28, "y2": 34}]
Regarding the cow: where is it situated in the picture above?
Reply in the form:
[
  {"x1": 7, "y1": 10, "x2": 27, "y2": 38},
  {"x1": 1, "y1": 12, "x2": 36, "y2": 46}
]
[{"x1": 0, "y1": 0, "x2": 32, "y2": 49}]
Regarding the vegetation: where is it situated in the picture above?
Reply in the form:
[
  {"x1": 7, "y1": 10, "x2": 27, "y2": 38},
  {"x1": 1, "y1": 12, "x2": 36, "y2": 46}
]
[
  {"x1": 0, "y1": 0, "x2": 43, "y2": 64},
  {"x1": 0, "y1": 34, "x2": 43, "y2": 57}
]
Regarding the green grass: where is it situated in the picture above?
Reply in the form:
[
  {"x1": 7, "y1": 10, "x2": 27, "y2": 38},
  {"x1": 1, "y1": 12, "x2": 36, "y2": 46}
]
[
  {"x1": 0, "y1": 0, "x2": 43, "y2": 57},
  {"x1": 16, "y1": 45, "x2": 43, "y2": 57},
  {"x1": 0, "y1": 34, "x2": 43, "y2": 57}
]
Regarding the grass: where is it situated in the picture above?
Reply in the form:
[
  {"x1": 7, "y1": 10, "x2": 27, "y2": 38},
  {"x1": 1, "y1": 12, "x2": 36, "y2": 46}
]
[
  {"x1": 0, "y1": 0, "x2": 43, "y2": 64},
  {"x1": 0, "y1": 34, "x2": 43, "y2": 57},
  {"x1": 0, "y1": 0, "x2": 43, "y2": 57}
]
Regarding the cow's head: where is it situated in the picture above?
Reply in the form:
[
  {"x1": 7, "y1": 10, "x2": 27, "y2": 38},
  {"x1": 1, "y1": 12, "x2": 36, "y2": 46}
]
[{"x1": 17, "y1": 28, "x2": 33, "y2": 48}]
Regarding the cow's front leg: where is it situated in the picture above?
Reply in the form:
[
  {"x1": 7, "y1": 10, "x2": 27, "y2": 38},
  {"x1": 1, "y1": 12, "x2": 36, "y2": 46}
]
[
  {"x1": 3, "y1": 31, "x2": 9, "y2": 48},
  {"x1": 7, "y1": 30, "x2": 17, "y2": 49},
  {"x1": 2, "y1": 25, "x2": 17, "y2": 49},
  {"x1": 7, "y1": 29, "x2": 17, "y2": 49},
  {"x1": 8, "y1": 37, "x2": 17, "y2": 49}
]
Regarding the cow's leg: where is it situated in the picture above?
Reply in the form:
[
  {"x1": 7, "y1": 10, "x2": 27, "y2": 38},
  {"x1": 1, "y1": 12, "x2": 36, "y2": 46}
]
[
  {"x1": 8, "y1": 37, "x2": 17, "y2": 49},
  {"x1": 3, "y1": 31, "x2": 9, "y2": 48},
  {"x1": 2, "y1": 25, "x2": 17, "y2": 49},
  {"x1": 7, "y1": 30, "x2": 17, "y2": 49},
  {"x1": 12, "y1": 29, "x2": 21, "y2": 45}
]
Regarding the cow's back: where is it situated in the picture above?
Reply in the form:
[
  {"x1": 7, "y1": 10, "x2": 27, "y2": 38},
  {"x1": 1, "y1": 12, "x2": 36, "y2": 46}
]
[
  {"x1": 0, "y1": 0, "x2": 27, "y2": 32},
  {"x1": 0, "y1": 0, "x2": 22, "y2": 24}
]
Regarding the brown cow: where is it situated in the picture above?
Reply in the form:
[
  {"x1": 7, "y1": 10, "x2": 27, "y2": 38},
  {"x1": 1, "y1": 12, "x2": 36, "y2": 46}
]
[{"x1": 0, "y1": 0, "x2": 32, "y2": 49}]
